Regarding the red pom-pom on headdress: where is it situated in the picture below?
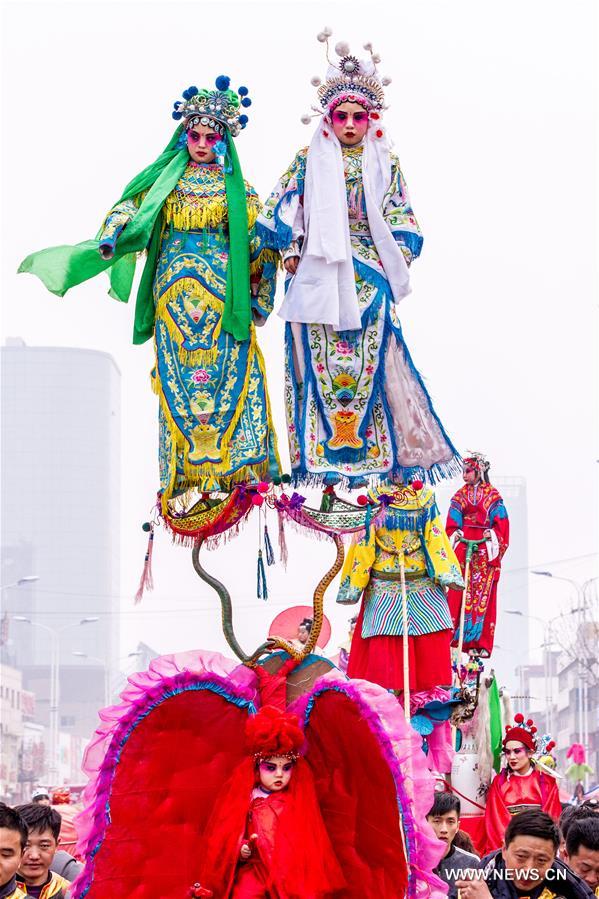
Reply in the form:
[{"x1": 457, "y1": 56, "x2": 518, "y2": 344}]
[
  {"x1": 503, "y1": 712, "x2": 538, "y2": 752},
  {"x1": 245, "y1": 706, "x2": 304, "y2": 760}
]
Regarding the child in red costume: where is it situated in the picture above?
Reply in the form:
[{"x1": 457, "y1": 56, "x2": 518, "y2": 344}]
[
  {"x1": 484, "y1": 714, "x2": 561, "y2": 854},
  {"x1": 195, "y1": 706, "x2": 345, "y2": 898}
]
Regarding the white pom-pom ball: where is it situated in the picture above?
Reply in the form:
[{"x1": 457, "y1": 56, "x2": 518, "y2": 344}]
[
  {"x1": 363, "y1": 42, "x2": 373, "y2": 51},
  {"x1": 317, "y1": 31, "x2": 327, "y2": 42},
  {"x1": 301, "y1": 113, "x2": 312, "y2": 125},
  {"x1": 310, "y1": 76, "x2": 322, "y2": 86},
  {"x1": 335, "y1": 41, "x2": 350, "y2": 56},
  {"x1": 382, "y1": 76, "x2": 392, "y2": 86},
  {"x1": 372, "y1": 53, "x2": 381, "y2": 64},
  {"x1": 323, "y1": 26, "x2": 333, "y2": 36}
]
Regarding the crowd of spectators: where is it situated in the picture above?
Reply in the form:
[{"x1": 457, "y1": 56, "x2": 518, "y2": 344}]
[{"x1": 427, "y1": 791, "x2": 599, "y2": 899}]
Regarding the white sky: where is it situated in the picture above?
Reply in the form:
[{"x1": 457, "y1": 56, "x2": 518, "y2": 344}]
[{"x1": 1, "y1": 0, "x2": 597, "y2": 673}]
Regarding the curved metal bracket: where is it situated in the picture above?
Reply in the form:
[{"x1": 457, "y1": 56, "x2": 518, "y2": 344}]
[{"x1": 191, "y1": 533, "x2": 345, "y2": 668}]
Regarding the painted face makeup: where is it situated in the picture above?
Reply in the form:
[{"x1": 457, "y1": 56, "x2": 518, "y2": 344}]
[
  {"x1": 330, "y1": 101, "x2": 370, "y2": 146},
  {"x1": 463, "y1": 466, "x2": 479, "y2": 485},
  {"x1": 504, "y1": 741, "x2": 532, "y2": 773},
  {"x1": 186, "y1": 125, "x2": 220, "y2": 163},
  {"x1": 258, "y1": 755, "x2": 295, "y2": 792}
]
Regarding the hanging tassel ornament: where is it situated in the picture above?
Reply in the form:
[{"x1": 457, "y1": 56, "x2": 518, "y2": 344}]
[
  {"x1": 135, "y1": 522, "x2": 155, "y2": 604},
  {"x1": 256, "y1": 505, "x2": 268, "y2": 599},
  {"x1": 264, "y1": 523, "x2": 275, "y2": 566},
  {"x1": 278, "y1": 508, "x2": 289, "y2": 568},
  {"x1": 257, "y1": 550, "x2": 268, "y2": 600}
]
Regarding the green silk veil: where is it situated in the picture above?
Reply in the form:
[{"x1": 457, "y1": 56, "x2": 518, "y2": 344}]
[{"x1": 18, "y1": 126, "x2": 251, "y2": 343}]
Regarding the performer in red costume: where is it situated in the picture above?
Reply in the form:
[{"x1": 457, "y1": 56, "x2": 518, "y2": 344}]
[
  {"x1": 196, "y1": 706, "x2": 344, "y2": 898},
  {"x1": 445, "y1": 453, "x2": 509, "y2": 657},
  {"x1": 484, "y1": 714, "x2": 560, "y2": 854}
]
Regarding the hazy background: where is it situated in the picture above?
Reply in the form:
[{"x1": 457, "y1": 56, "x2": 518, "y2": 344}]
[{"x1": 2, "y1": 0, "x2": 597, "y2": 672}]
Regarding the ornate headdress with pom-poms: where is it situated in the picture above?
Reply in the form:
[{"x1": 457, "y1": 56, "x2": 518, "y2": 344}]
[
  {"x1": 463, "y1": 451, "x2": 491, "y2": 484},
  {"x1": 300, "y1": 28, "x2": 391, "y2": 126},
  {"x1": 172, "y1": 76, "x2": 252, "y2": 137},
  {"x1": 503, "y1": 713, "x2": 542, "y2": 753},
  {"x1": 245, "y1": 706, "x2": 304, "y2": 762}
]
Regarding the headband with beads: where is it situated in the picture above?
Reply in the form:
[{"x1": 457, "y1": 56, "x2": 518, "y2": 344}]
[
  {"x1": 300, "y1": 27, "x2": 391, "y2": 127},
  {"x1": 172, "y1": 76, "x2": 252, "y2": 137},
  {"x1": 463, "y1": 451, "x2": 491, "y2": 484},
  {"x1": 504, "y1": 713, "x2": 540, "y2": 752}
]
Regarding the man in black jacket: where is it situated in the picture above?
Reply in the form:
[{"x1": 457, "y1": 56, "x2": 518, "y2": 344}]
[
  {"x1": 426, "y1": 791, "x2": 481, "y2": 889},
  {"x1": 454, "y1": 809, "x2": 593, "y2": 899},
  {"x1": 562, "y1": 816, "x2": 599, "y2": 894}
]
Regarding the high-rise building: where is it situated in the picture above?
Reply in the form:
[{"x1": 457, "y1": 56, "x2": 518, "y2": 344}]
[{"x1": 1, "y1": 341, "x2": 120, "y2": 757}]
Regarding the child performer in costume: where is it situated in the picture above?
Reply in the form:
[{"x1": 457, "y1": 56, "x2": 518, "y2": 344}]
[
  {"x1": 19, "y1": 78, "x2": 280, "y2": 508},
  {"x1": 337, "y1": 483, "x2": 463, "y2": 694},
  {"x1": 258, "y1": 31, "x2": 460, "y2": 488},
  {"x1": 484, "y1": 714, "x2": 561, "y2": 854},
  {"x1": 445, "y1": 453, "x2": 509, "y2": 657},
  {"x1": 195, "y1": 706, "x2": 344, "y2": 898}
]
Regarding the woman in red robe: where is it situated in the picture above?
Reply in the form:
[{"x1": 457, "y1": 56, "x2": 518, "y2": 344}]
[
  {"x1": 484, "y1": 714, "x2": 561, "y2": 854},
  {"x1": 446, "y1": 453, "x2": 509, "y2": 657},
  {"x1": 195, "y1": 706, "x2": 345, "y2": 898}
]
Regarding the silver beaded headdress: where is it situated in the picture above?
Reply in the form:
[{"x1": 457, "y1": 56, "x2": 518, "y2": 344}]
[
  {"x1": 301, "y1": 28, "x2": 391, "y2": 124},
  {"x1": 172, "y1": 76, "x2": 252, "y2": 137}
]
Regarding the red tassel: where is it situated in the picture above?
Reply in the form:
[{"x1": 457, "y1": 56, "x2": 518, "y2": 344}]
[{"x1": 135, "y1": 524, "x2": 155, "y2": 604}]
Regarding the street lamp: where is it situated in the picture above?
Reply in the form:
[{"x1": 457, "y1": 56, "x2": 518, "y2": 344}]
[
  {"x1": 1, "y1": 576, "x2": 40, "y2": 589},
  {"x1": 531, "y1": 571, "x2": 597, "y2": 786},
  {"x1": 505, "y1": 609, "x2": 562, "y2": 734},
  {"x1": 12, "y1": 616, "x2": 99, "y2": 782}
]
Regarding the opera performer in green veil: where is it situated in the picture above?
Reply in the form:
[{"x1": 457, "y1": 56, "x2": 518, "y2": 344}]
[{"x1": 19, "y1": 76, "x2": 281, "y2": 512}]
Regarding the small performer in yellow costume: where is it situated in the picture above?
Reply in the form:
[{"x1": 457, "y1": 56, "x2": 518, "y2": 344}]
[{"x1": 337, "y1": 484, "x2": 463, "y2": 693}]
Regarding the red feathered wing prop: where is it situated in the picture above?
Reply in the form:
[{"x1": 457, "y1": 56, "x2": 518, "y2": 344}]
[{"x1": 71, "y1": 652, "x2": 445, "y2": 899}]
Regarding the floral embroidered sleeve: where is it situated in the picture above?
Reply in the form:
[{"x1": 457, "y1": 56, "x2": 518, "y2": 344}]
[
  {"x1": 383, "y1": 158, "x2": 423, "y2": 266},
  {"x1": 336, "y1": 530, "x2": 376, "y2": 604},
  {"x1": 247, "y1": 182, "x2": 280, "y2": 320},
  {"x1": 256, "y1": 148, "x2": 307, "y2": 253},
  {"x1": 98, "y1": 196, "x2": 143, "y2": 253},
  {"x1": 446, "y1": 497, "x2": 465, "y2": 550},
  {"x1": 489, "y1": 494, "x2": 510, "y2": 563},
  {"x1": 424, "y1": 513, "x2": 464, "y2": 590}
]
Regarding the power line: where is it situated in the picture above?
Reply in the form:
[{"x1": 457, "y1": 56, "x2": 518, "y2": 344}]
[
  {"x1": 3, "y1": 551, "x2": 596, "y2": 604},
  {"x1": 7, "y1": 600, "x2": 310, "y2": 618}
]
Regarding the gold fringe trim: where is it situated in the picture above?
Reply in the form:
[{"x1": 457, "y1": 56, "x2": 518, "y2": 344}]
[
  {"x1": 163, "y1": 198, "x2": 227, "y2": 230},
  {"x1": 160, "y1": 459, "x2": 274, "y2": 519},
  {"x1": 162, "y1": 197, "x2": 260, "y2": 232},
  {"x1": 250, "y1": 248, "x2": 281, "y2": 274},
  {"x1": 156, "y1": 278, "x2": 223, "y2": 367}
]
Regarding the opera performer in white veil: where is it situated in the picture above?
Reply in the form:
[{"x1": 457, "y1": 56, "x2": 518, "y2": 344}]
[{"x1": 258, "y1": 30, "x2": 460, "y2": 489}]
